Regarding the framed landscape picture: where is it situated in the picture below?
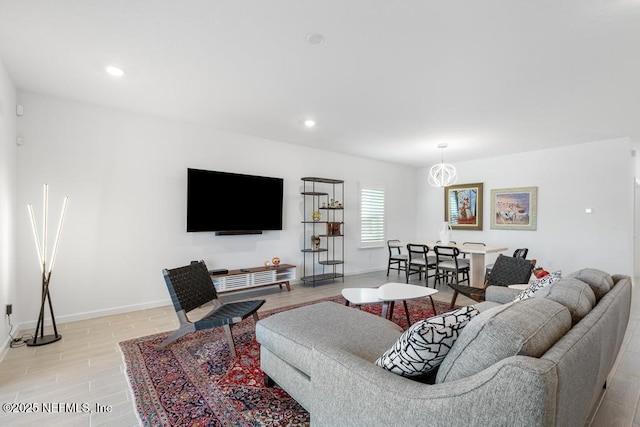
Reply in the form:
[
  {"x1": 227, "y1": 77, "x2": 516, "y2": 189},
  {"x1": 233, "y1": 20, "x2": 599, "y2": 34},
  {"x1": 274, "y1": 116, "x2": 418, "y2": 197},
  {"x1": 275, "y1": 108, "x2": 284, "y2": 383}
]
[
  {"x1": 444, "y1": 183, "x2": 483, "y2": 230},
  {"x1": 490, "y1": 186, "x2": 538, "y2": 230}
]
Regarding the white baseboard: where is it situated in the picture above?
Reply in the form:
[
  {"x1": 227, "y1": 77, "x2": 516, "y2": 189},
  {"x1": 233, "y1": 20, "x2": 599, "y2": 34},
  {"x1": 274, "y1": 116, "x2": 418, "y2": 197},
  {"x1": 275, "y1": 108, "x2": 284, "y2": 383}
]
[
  {"x1": 5, "y1": 298, "x2": 171, "y2": 339},
  {"x1": 0, "y1": 336, "x2": 12, "y2": 362}
]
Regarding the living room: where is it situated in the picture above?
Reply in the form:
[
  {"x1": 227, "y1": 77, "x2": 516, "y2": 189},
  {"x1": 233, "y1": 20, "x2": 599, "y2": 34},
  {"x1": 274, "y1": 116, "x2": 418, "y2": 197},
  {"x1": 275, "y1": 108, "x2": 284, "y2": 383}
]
[
  {"x1": 1, "y1": 2, "x2": 639, "y2": 426},
  {"x1": 3, "y1": 89, "x2": 636, "y2": 337}
]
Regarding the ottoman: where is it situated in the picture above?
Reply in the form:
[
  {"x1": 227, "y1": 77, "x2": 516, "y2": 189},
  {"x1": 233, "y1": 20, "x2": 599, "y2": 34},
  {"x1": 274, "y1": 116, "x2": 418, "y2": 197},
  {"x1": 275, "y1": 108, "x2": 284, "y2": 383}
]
[{"x1": 255, "y1": 301, "x2": 403, "y2": 410}]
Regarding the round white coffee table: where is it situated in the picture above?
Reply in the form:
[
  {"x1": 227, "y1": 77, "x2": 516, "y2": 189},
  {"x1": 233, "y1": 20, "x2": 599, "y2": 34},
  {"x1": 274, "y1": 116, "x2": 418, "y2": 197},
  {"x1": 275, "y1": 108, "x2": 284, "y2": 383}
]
[{"x1": 342, "y1": 282, "x2": 438, "y2": 326}]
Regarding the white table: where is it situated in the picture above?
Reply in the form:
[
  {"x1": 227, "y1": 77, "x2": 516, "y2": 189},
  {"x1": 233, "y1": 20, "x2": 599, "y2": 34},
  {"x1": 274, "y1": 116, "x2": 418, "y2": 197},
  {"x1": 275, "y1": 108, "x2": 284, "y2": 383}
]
[
  {"x1": 342, "y1": 282, "x2": 438, "y2": 326},
  {"x1": 425, "y1": 242, "x2": 508, "y2": 288}
]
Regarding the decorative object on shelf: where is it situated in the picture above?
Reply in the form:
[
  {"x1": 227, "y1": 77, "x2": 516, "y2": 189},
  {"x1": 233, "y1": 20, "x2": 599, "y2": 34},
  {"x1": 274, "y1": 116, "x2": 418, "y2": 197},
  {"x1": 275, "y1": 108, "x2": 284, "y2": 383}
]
[
  {"x1": 26, "y1": 184, "x2": 69, "y2": 346},
  {"x1": 264, "y1": 260, "x2": 271, "y2": 267},
  {"x1": 272, "y1": 257, "x2": 281, "y2": 266},
  {"x1": 444, "y1": 182, "x2": 483, "y2": 230},
  {"x1": 429, "y1": 143, "x2": 457, "y2": 187},
  {"x1": 327, "y1": 222, "x2": 341, "y2": 236},
  {"x1": 490, "y1": 186, "x2": 538, "y2": 230},
  {"x1": 312, "y1": 211, "x2": 321, "y2": 221},
  {"x1": 311, "y1": 234, "x2": 321, "y2": 250},
  {"x1": 438, "y1": 221, "x2": 452, "y2": 245}
]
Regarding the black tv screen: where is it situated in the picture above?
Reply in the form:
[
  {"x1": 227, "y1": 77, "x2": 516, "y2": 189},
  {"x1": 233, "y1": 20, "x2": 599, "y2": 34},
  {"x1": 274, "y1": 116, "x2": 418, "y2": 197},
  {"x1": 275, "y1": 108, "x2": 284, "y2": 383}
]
[{"x1": 187, "y1": 168, "x2": 284, "y2": 233}]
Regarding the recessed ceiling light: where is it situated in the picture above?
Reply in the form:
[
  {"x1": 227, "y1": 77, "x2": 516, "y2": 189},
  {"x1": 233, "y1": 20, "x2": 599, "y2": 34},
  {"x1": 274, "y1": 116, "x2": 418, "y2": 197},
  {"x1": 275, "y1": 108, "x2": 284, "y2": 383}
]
[
  {"x1": 105, "y1": 66, "x2": 125, "y2": 77},
  {"x1": 306, "y1": 33, "x2": 325, "y2": 45},
  {"x1": 303, "y1": 119, "x2": 316, "y2": 128}
]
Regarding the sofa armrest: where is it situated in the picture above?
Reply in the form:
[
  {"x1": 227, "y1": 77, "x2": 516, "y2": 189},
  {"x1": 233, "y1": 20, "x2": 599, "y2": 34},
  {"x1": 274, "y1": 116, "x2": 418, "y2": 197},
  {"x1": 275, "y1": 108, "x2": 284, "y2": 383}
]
[
  {"x1": 310, "y1": 344, "x2": 557, "y2": 426},
  {"x1": 485, "y1": 285, "x2": 520, "y2": 304},
  {"x1": 611, "y1": 274, "x2": 631, "y2": 286}
]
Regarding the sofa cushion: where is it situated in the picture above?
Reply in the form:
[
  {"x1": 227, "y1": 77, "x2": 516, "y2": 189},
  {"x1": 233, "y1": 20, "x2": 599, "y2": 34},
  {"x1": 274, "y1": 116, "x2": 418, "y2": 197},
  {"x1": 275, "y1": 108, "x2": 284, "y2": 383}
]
[
  {"x1": 435, "y1": 298, "x2": 572, "y2": 383},
  {"x1": 484, "y1": 286, "x2": 520, "y2": 304},
  {"x1": 375, "y1": 306, "x2": 479, "y2": 377},
  {"x1": 568, "y1": 268, "x2": 613, "y2": 301},
  {"x1": 532, "y1": 278, "x2": 595, "y2": 324},
  {"x1": 513, "y1": 274, "x2": 559, "y2": 302},
  {"x1": 473, "y1": 301, "x2": 502, "y2": 312}
]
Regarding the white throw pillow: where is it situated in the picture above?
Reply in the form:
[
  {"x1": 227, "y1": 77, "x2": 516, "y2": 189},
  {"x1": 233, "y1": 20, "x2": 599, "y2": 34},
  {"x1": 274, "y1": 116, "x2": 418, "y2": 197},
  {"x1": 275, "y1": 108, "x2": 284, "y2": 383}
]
[
  {"x1": 513, "y1": 275, "x2": 559, "y2": 302},
  {"x1": 375, "y1": 305, "x2": 479, "y2": 377}
]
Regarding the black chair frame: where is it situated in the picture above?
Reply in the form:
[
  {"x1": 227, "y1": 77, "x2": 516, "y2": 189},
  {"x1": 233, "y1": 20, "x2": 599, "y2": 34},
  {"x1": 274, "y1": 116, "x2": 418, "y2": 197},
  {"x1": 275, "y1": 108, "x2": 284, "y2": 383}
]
[
  {"x1": 405, "y1": 243, "x2": 437, "y2": 286},
  {"x1": 387, "y1": 239, "x2": 408, "y2": 276},
  {"x1": 158, "y1": 260, "x2": 265, "y2": 357},
  {"x1": 434, "y1": 245, "x2": 470, "y2": 290}
]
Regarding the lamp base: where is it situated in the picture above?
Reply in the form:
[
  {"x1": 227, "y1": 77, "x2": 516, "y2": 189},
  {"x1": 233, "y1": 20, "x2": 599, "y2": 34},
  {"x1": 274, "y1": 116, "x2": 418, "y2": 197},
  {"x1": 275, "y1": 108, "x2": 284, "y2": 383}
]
[{"x1": 26, "y1": 334, "x2": 62, "y2": 346}]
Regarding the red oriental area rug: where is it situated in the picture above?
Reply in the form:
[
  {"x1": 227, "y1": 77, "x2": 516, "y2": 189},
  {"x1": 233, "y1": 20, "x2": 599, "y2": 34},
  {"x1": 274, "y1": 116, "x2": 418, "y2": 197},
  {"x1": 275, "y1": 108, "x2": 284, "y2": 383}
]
[{"x1": 119, "y1": 295, "x2": 454, "y2": 426}]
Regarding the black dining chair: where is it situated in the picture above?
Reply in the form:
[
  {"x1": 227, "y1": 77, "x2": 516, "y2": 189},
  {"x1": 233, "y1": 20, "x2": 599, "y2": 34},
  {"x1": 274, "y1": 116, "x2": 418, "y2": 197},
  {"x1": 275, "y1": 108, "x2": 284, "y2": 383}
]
[
  {"x1": 405, "y1": 243, "x2": 437, "y2": 286},
  {"x1": 433, "y1": 245, "x2": 470, "y2": 290},
  {"x1": 387, "y1": 239, "x2": 409, "y2": 276}
]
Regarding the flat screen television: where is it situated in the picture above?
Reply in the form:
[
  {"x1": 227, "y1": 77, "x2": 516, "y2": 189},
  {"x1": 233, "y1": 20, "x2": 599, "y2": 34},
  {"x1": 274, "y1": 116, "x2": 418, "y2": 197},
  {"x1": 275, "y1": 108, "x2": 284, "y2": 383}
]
[{"x1": 187, "y1": 168, "x2": 284, "y2": 234}]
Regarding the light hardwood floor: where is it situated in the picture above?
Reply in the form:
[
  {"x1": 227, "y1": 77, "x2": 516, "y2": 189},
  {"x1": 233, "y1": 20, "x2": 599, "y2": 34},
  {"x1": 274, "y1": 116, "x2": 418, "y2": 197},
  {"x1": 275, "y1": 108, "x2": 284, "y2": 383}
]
[{"x1": 0, "y1": 270, "x2": 637, "y2": 426}]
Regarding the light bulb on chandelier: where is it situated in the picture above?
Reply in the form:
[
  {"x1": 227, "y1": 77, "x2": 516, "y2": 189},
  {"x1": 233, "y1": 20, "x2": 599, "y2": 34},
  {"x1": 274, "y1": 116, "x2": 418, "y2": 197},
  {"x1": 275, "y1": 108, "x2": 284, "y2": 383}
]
[{"x1": 428, "y1": 143, "x2": 457, "y2": 187}]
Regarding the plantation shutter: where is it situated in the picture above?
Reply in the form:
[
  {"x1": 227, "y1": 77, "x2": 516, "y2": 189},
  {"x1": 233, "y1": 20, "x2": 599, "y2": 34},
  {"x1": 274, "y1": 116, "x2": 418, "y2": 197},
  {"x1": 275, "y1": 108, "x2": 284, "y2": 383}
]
[{"x1": 360, "y1": 187, "x2": 385, "y2": 247}]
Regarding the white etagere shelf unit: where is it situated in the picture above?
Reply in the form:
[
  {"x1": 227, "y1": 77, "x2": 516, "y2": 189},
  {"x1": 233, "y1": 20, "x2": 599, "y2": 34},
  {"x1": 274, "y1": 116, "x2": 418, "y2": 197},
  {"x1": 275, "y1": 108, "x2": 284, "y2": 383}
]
[{"x1": 301, "y1": 177, "x2": 345, "y2": 286}]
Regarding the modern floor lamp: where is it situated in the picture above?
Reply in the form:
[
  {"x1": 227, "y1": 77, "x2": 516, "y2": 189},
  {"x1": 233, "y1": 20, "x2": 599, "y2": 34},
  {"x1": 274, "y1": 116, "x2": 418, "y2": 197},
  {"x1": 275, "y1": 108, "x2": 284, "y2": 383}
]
[{"x1": 26, "y1": 184, "x2": 69, "y2": 346}]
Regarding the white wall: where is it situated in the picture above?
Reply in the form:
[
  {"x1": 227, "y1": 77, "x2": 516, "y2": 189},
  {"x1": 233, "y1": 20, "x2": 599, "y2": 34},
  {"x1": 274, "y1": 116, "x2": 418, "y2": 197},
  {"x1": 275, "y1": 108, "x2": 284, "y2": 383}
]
[
  {"x1": 15, "y1": 92, "x2": 417, "y2": 326},
  {"x1": 417, "y1": 138, "x2": 635, "y2": 276},
  {"x1": 0, "y1": 58, "x2": 17, "y2": 351}
]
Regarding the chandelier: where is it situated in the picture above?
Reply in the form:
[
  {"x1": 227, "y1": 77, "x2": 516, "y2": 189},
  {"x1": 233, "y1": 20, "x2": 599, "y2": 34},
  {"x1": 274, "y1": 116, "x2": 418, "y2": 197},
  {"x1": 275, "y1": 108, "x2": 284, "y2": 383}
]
[{"x1": 428, "y1": 143, "x2": 457, "y2": 187}]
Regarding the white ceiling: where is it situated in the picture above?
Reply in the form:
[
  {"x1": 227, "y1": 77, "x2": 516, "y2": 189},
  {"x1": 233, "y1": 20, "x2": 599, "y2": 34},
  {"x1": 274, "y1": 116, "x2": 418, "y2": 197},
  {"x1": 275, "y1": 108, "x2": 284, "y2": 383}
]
[{"x1": 1, "y1": 0, "x2": 639, "y2": 167}]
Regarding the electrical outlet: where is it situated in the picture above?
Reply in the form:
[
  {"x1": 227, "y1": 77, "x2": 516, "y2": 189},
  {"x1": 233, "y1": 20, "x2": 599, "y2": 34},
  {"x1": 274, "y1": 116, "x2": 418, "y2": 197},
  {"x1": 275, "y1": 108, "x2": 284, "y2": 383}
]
[{"x1": 5, "y1": 304, "x2": 12, "y2": 316}]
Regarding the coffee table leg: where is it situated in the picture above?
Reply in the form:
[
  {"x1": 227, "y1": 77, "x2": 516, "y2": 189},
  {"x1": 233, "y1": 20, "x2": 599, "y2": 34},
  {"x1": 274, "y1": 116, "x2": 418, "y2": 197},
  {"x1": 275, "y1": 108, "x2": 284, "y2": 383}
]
[
  {"x1": 403, "y1": 300, "x2": 411, "y2": 326},
  {"x1": 381, "y1": 302, "x2": 389, "y2": 319},
  {"x1": 388, "y1": 301, "x2": 395, "y2": 320},
  {"x1": 429, "y1": 296, "x2": 437, "y2": 316}
]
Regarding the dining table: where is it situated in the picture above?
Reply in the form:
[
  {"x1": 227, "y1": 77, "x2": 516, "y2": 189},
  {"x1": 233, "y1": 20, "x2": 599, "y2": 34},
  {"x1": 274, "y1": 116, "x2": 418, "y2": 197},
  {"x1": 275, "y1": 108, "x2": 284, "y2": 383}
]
[{"x1": 424, "y1": 242, "x2": 508, "y2": 288}]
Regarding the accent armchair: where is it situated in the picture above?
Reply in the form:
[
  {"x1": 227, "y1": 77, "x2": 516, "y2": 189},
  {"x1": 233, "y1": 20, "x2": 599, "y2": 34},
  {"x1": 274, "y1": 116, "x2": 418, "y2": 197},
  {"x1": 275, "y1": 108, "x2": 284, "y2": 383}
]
[{"x1": 158, "y1": 260, "x2": 265, "y2": 357}]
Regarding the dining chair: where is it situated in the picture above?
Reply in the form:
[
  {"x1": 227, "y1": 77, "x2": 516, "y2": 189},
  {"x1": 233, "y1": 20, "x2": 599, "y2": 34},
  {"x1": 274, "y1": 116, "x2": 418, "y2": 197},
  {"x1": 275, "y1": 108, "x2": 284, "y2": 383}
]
[
  {"x1": 433, "y1": 245, "x2": 470, "y2": 290},
  {"x1": 387, "y1": 239, "x2": 409, "y2": 276},
  {"x1": 405, "y1": 243, "x2": 437, "y2": 286}
]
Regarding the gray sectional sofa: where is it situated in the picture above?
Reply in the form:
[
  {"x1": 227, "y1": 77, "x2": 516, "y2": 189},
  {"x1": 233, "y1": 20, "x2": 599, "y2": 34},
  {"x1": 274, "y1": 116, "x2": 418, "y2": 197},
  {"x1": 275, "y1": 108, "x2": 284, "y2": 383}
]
[{"x1": 255, "y1": 269, "x2": 632, "y2": 426}]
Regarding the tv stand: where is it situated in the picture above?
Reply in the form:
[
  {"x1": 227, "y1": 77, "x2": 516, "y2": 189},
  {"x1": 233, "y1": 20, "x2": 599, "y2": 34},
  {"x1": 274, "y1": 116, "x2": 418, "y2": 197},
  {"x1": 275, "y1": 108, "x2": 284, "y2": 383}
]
[{"x1": 210, "y1": 264, "x2": 296, "y2": 294}]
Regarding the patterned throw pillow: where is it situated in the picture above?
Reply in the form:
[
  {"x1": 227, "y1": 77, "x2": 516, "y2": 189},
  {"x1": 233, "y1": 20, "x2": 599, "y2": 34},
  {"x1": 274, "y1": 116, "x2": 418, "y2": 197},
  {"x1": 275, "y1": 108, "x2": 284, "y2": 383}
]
[
  {"x1": 375, "y1": 305, "x2": 479, "y2": 377},
  {"x1": 513, "y1": 275, "x2": 559, "y2": 302}
]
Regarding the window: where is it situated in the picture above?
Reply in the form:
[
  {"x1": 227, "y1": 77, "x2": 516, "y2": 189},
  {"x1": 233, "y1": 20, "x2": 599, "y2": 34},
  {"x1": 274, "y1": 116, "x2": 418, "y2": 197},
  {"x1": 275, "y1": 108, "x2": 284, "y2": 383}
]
[{"x1": 359, "y1": 186, "x2": 385, "y2": 248}]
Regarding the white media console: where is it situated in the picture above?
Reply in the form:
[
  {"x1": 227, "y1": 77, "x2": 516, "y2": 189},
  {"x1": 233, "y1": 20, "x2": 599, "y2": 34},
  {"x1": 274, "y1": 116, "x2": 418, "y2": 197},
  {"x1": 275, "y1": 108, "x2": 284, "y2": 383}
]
[{"x1": 210, "y1": 264, "x2": 296, "y2": 294}]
